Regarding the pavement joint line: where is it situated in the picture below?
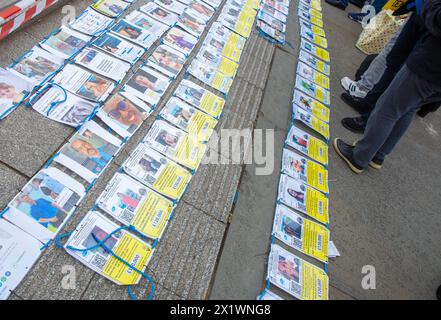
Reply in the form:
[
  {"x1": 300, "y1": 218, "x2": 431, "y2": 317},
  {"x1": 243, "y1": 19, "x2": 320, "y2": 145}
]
[
  {"x1": 0, "y1": 159, "x2": 31, "y2": 179},
  {"x1": 329, "y1": 283, "x2": 359, "y2": 300},
  {"x1": 181, "y1": 199, "x2": 229, "y2": 225}
]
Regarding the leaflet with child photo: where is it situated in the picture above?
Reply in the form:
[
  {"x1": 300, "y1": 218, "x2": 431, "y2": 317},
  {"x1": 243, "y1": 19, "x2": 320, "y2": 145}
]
[
  {"x1": 125, "y1": 10, "x2": 169, "y2": 39},
  {"x1": 300, "y1": 39, "x2": 330, "y2": 62},
  {"x1": 9, "y1": 46, "x2": 64, "y2": 86},
  {"x1": 188, "y1": 58, "x2": 233, "y2": 94},
  {"x1": 147, "y1": 44, "x2": 187, "y2": 78},
  {"x1": 91, "y1": 0, "x2": 129, "y2": 18},
  {"x1": 293, "y1": 103, "x2": 330, "y2": 140},
  {"x1": 124, "y1": 66, "x2": 171, "y2": 105},
  {"x1": 65, "y1": 210, "x2": 153, "y2": 285},
  {"x1": 177, "y1": 10, "x2": 206, "y2": 38},
  {"x1": 140, "y1": 2, "x2": 179, "y2": 27},
  {"x1": 258, "y1": 11, "x2": 286, "y2": 32},
  {"x1": 93, "y1": 32, "x2": 145, "y2": 64},
  {"x1": 256, "y1": 20, "x2": 285, "y2": 43},
  {"x1": 273, "y1": 204, "x2": 329, "y2": 262},
  {"x1": 97, "y1": 92, "x2": 153, "y2": 139},
  {"x1": 259, "y1": 3, "x2": 287, "y2": 23},
  {"x1": 5, "y1": 167, "x2": 86, "y2": 243},
  {"x1": 163, "y1": 27, "x2": 198, "y2": 56},
  {"x1": 268, "y1": 244, "x2": 328, "y2": 300},
  {"x1": 160, "y1": 96, "x2": 217, "y2": 142},
  {"x1": 52, "y1": 64, "x2": 115, "y2": 102},
  {"x1": 0, "y1": 68, "x2": 33, "y2": 119},
  {"x1": 299, "y1": 17, "x2": 325, "y2": 38},
  {"x1": 123, "y1": 143, "x2": 192, "y2": 200},
  {"x1": 0, "y1": 219, "x2": 41, "y2": 300},
  {"x1": 298, "y1": 8, "x2": 323, "y2": 28},
  {"x1": 293, "y1": 89, "x2": 329, "y2": 123},
  {"x1": 55, "y1": 121, "x2": 122, "y2": 182},
  {"x1": 281, "y1": 147, "x2": 329, "y2": 194},
  {"x1": 110, "y1": 20, "x2": 156, "y2": 49},
  {"x1": 96, "y1": 172, "x2": 174, "y2": 240},
  {"x1": 298, "y1": 50, "x2": 330, "y2": 76},
  {"x1": 262, "y1": 0, "x2": 289, "y2": 15},
  {"x1": 300, "y1": 25, "x2": 327, "y2": 49},
  {"x1": 286, "y1": 125, "x2": 328, "y2": 166},
  {"x1": 143, "y1": 119, "x2": 207, "y2": 170},
  {"x1": 197, "y1": 45, "x2": 239, "y2": 78},
  {"x1": 174, "y1": 79, "x2": 225, "y2": 119},
  {"x1": 31, "y1": 85, "x2": 99, "y2": 127},
  {"x1": 75, "y1": 47, "x2": 131, "y2": 82},
  {"x1": 70, "y1": 7, "x2": 114, "y2": 36},
  {"x1": 40, "y1": 27, "x2": 91, "y2": 60},
  {"x1": 295, "y1": 75, "x2": 330, "y2": 105},
  {"x1": 155, "y1": 0, "x2": 186, "y2": 15}
]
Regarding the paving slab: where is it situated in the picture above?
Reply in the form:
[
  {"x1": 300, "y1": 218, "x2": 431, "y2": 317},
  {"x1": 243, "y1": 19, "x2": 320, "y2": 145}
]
[{"x1": 0, "y1": 164, "x2": 27, "y2": 210}]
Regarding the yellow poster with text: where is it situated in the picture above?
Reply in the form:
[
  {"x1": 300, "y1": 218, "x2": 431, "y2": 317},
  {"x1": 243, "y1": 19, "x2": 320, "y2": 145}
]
[
  {"x1": 218, "y1": 57, "x2": 239, "y2": 78},
  {"x1": 311, "y1": 25, "x2": 326, "y2": 37},
  {"x1": 301, "y1": 261, "x2": 329, "y2": 300},
  {"x1": 302, "y1": 219, "x2": 329, "y2": 262},
  {"x1": 311, "y1": 16, "x2": 323, "y2": 28},
  {"x1": 308, "y1": 135, "x2": 328, "y2": 166},
  {"x1": 311, "y1": 116, "x2": 330, "y2": 139},
  {"x1": 315, "y1": 46, "x2": 330, "y2": 62},
  {"x1": 200, "y1": 91, "x2": 225, "y2": 119},
  {"x1": 309, "y1": 100, "x2": 329, "y2": 122},
  {"x1": 313, "y1": 72, "x2": 330, "y2": 89},
  {"x1": 152, "y1": 162, "x2": 192, "y2": 200},
  {"x1": 306, "y1": 160, "x2": 328, "y2": 194},
  {"x1": 383, "y1": 0, "x2": 407, "y2": 11},
  {"x1": 305, "y1": 186, "x2": 329, "y2": 223},
  {"x1": 311, "y1": 34, "x2": 328, "y2": 49},
  {"x1": 187, "y1": 111, "x2": 218, "y2": 142},
  {"x1": 173, "y1": 136, "x2": 207, "y2": 170}
]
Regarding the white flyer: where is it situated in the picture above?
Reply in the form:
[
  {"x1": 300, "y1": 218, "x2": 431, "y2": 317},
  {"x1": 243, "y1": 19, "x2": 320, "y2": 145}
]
[
  {"x1": 93, "y1": 32, "x2": 145, "y2": 64},
  {"x1": 300, "y1": 25, "x2": 328, "y2": 49},
  {"x1": 163, "y1": 27, "x2": 198, "y2": 56},
  {"x1": 256, "y1": 20, "x2": 285, "y2": 43},
  {"x1": 155, "y1": 0, "x2": 187, "y2": 15},
  {"x1": 293, "y1": 89, "x2": 329, "y2": 123},
  {"x1": 257, "y1": 10, "x2": 286, "y2": 32},
  {"x1": 110, "y1": 20, "x2": 156, "y2": 49},
  {"x1": 196, "y1": 44, "x2": 239, "y2": 78},
  {"x1": 259, "y1": 3, "x2": 288, "y2": 23},
  {"x1": 40, "y1": 26, "x2": 91, "y2": 60},
  {"x1": 187, "y1": 0, "x2": 215, "y2": 22},
  {"x1": 124, "y1": 10, "x2": 169, "y2": 39},
  {"x1": 285, "y1": 125, "x2": 328, "y2": 166},
  {"x1": 91, "y1": 0, "x2": 129, "y2": 18},
  {"x1": 177, "y1": 10, "x2": 206, "y2": 38},
  {"x1": 262, "y1": 0, "x2": 289, "y2": 15},
  {"x1": 188, "y1": 58, "x2": 233, "y2": 94},
  {"x1": 140, "y1": 2, "x2": 179, "y2": 27},
  {"x1": 147, "y1": 44, "x2": 187, "y2": 78},
  {"x1": 298, "y1": 50, "x2": 330, "y2": 76},
  {"x1": 0, "y1": 68, "x2": 33, "y2": 119},
  {"x1": 202, "y1": 0, "x2": 222, "y2": 9},
  {"x1": 69, "y1": 7, "x2": 114, "y2": 36}
]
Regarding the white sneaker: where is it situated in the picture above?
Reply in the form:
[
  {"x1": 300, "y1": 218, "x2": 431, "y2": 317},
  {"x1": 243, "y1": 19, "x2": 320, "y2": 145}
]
[{"x1": 340, "y1": 77, "x2": 367, "y2": 98}]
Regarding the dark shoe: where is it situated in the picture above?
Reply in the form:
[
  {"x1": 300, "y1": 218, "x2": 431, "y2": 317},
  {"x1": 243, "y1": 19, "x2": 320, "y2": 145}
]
[
  {"x1": 369, "y1": 156, "x2": 383, "y2": 169},
  {"x1": 333, "y1": 138, "x2": 364, "y2": 173},
  {"x1": 341, "y1": 92, "x2": 371, "y2": 114},
  {"x1": 348, "y1": 12, "x2": 368, "y2": 23},
  {"x1": 325, "y1": 0, "x2": 347, "y2": 10},
  {"x1": 341, "y1": 117, "x2": 366, "y2": 134},
  {"x1": 349, "y1": 0, "x2": 364, "y2": 8}
]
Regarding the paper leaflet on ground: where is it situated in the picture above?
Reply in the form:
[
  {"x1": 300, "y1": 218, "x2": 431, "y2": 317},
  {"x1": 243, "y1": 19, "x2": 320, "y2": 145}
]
[
  {"x1": 91, "y1": 0, "x2": 129, "y2": 18},
  {"x1": 196, "y1": 45, "x2": 239, "y2": 78},
  {"x1": 96, "y1": 173, "x2": 174, "y2": 240},
  {"x1": 300, "y1": 25, "x2": 327, "y2": 49},
  {"x1": 93, "y1": 32, "x2": 145, "y2": 64},
  {"x1": 147, "y1": 44, "x2": 187, "y2": 78},
  {"x1": 187, "y1": 0, "x2": 215, "y2": 22},
  {"x1": 124, "y1": 10, "x2": 169, "y2": 39},
  {"x1": 257, "y1": 11, "x2": 286, "y2": 33},
  {"x1": 203, "y1": 24, "x2": 245, "y2": 62},
  {"x1": 40, "y1": 27, "x2": 91, "y2": 60},
  {"x1": 160, "y1": 96, "x2": 217, "y2": 142},
  {"x1": 259, "y1": 3, "x2": 288, "y2": 23},
  {"x1": 256, "y1": 20, "x2": 285, "y2": 43},
  {"x1": 30, "y1": 85, "x2": 99, "y2": 127},
  {"x1": 123, "y1": 66, "x2": 171, "y2": 106},
  {"x1": 140, "y1": 2, "x2": 179, "y2": 27},
  {"x1": 328, "y1": 240, "x2": 340, "y2": 258},
  {"x1": 0, "y1": 68, "x2": 33, "y2": 119},
  {"x1": 123, "y1": 143, "x2": 192, "y2": 200},
  {"x1": 299, "y1": 17, "x2": 325, "y2": 38},
  {"x1": 278, "y1": 173, "x2": 329, "y2": 224},
  {"x1": 286, "y1": 125, "x2": 328, "y2": 166},
  {"x1": 295, "y1": 75, "x2": 330, "y2": 106},
  {"x1": 299, "y1": 3, "x2": 323, "y2": 20},
  {"x1": 273, "y1": 203, "x2": 329, "y2": 262},
  {"x1": 111, "y1": 20, "x2": 156, "y2": 49},
  {"x1": 257, "y1": 290, "x2": 283, "y2": 300},
  {"x1": 97, "y1": 92, "x2": 153, "y2": 139},
  {"x1": 55, "y1": 121, "x2": 122, "y2": 183},
  {"x1": 281, "y1": 147, "x2": 328, "y2": 194},
  {"x1": 174, "y1": 79, "x2": 225, "y2": 119},
  {"x1": 298, "y1": 8, "x2": 323, "y2": 28},
  {"x1": 0, "y1": 219, "x2": 41, "y2": 300},
  {"x1": 218, "y1": 5, "x2": 256, "y2": 38},
  {"x1": 65, "y1": 210, "x2": 153, "y2": 285},
  {"x1": 51, "y1": 64, "x2": 115, "y2": 102},
  {"x1": 268, "y1": 244, "x2": 329, "y2": 300},
  {"x1": 201, "y1": 0, "x2": 222, "y2": 9},
  {"x1": 4, "y1": 167, "x2": 86, "y2": 243},
  {"x1": 293, "y1": 89, "x2": 329, "y2": 123},
  {"x1": 155, "y1": 0, "x2": 186, "y2": 15},
  {"x1": 163, "y1": 27, "x2": 198, "y2": 56},
  {"x1": 143, "y1": 119, "x2": 207, "y2": 171},
  {"x1": 300, "y1": 0, "x2": 322, "y2": 11},
  {"x1": 75, "y1": 47, "x2": 130, "y2": 82},
  {"x1": 300, "y1": 39, "x2": 330, "y2": 63},
  {"x1": 293, "y1": 105, "x2": 329, "y2": 140},
  {"x1": 70, "y1": 7, "x2": 114, "y2": 36},
  {"x1": 298, "y1": 50, "x2": 330, "y2": 76},
  {"x1": 297, "y1": 61, "x2": 329, "y2": 90},
  {"x1": 177, "y1": 10, "x2": 206, "y2": 38},
  {"x1": 9, "y1": 47, "x2": 62, "y2": 93},
  {"x1": 261, "y1": 0, "x2": 289, "y2": 16},
  {"x1": 188, "y1": 58, "x2": 233, "y2": 94}
]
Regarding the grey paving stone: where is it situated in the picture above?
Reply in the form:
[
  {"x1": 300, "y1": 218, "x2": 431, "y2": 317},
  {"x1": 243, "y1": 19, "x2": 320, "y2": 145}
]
[
  {"x1": 241, "y1": 30, "x2": 275, "y2": 66},
  {"x1": 0, "y1": 30, "x2": 39, "y2": 66},
  {"x1": 236, "y1": 52, "x2": 273, "y2": 90},
  {"x1": 0, "y1": 165, "x2": 27, "y2": 211},
  {"x1": 225, "y1": 77, "x2": 264, "y2": 122}
]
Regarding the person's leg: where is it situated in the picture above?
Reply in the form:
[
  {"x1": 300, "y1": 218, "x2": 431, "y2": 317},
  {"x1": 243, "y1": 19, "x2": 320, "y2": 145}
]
[{"x1": 325, "y1": 0, "x2": 348, "y2": 10}]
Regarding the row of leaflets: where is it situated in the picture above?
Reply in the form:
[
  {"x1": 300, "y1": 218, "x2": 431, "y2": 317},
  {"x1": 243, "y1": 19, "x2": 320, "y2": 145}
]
[
  {"x1": 258, "y1": 0, "x2": 337, "y2": 301},
  {"x1": 0, "y1": 0, "x2": 258, "y2": 300}
]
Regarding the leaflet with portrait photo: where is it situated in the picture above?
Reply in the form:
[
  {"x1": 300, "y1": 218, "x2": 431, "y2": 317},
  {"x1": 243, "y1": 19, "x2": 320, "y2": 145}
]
[
  {"x1": 91, "y1": 0, "x2": 129, "y2": 18},
  {"x1": 293, "y1": 104, "x2": 330, "y2": 140},
  {"x1": 259, "y1": 3, "x2": 287, "y2": 23},
  {"x1": 110, "y1": 20, "x2": 156, "y2": 49},
  {"x1": 203, "y1": 30, "x2": 244, "y2": 62},
  {"x1": 97, "y1": 92, "x2": 153, "y2": 139},
  {"x1": 140, "y1": 2, "x2": 179, "y2": 27},
  {"x1": 55, "y1": 121, "x2": 122, "y2": 182},
  {"x1": 258, "y1": 11, "x2": 286, "y2": 32},
  {"x1": 123, "y1": 143, "x2": 192, "y2": 200},
  {"x1": 300, "y1": 0, "x2": 322, "y2": 11},
  {"x1": 299, "y1": 3, "x2": 323, "y2": 20},
  {"x1": 163, "y1": 27, "x2": 198, "y2": 56},
  {"x1": 155, "y1": 0, "x2": 186, "y2": 15},
  {"x1": 281, "y1": 147, "x2": 328, "y2": 194},
  {"x1": 196, "y1": 45, "x2": 239, "y2": 78},
  {"x1": 143, "y1": 119, "x2": 207, "y2": 170},
  {"x1": 209, "y1": 21, "x2": 246, "y2": 50},
  {"x1": 93, "y1": 32, "x2": 145, "y2": 64},
  {"x1": 300, "y1": 39, "x2": 329, "y2": 62},
  {"x1": 299, "y1": 17, "x2": 325, "y2": 38},
  {"x1": 160, "y1": 96, "x2": 217, "y2": 142},
  {"x1": 5, "y1": 167, "x2": 85, "y2": 243},
  {"x1": 273, "y1": 204, "x2": 329, "y2": 262},
  {"x1": 268, "y1": 244, "x2": 329, "y2": 300},
  {"x1": 298, "y1": 50, "x2": 330, "y2": 76},
  {"x1": 0, "y1": 68, "x2": 33, "y2": 119},
  {"x1": 295, "y1": 75, "x2": 330, "y2": 105},
  {"x1": 125, "y1": 10, "x2": 169, "y2": 39},
  {"x1": 40, "y1": 27, "x2": 91, "y2": 60},
  {"x1": 147, "y1": 44, "x2": 187, "y2": 78},
  {"x1": 218, "y1": 7, "x2": 256, "y2": 38},
  {"x1": 0, "y1": 219, "x2": 41, "y2": 300},
  {"x1": 187, "y1": 0, "x2": 215, "y2": 22},
  {"x1": 293, "y1": 89, "x2": 329, "y2": 123},
  {"x1": 177, "y1": 10, "x2": 206, "y2": 38},
  {"x1": 65, "y1": 210, "x2": 153, "y2": 285},
  {"x1": 286, "y1": 125, "x2": 328, "y2": 166},
  {"x1": 30, "y1": 85, "x2": 99, "y2": 127},
  {"x1": 300, "y1": 26, "x2": 327, "y2": 49},
  {"x1": 174, "y1": 79, "x2": 225, "y2": 119},
  {"x1": 297, "y1": 61, "x2": 329, "y2": 90},
  {"x1": 70, "y1": 7, "x2": 114, "y2": 36},
  {"x1": 124, "y1": 66, "x2": 171, "y2": 105},
  {"x1": 298, "y1": 8, "x2": 323, "y2": 28},
  {"x1": 51, "y1": 64, "x2": 115, "y2": 102},
  {"x1": 256, "y1": 20, "x2": 285, "y2": 44},
  {"x1": 8, "y1": 46, "x2": 64, "y2": 87},
  {"x1": 188, "y1": 58, "x2": 233, "y2": 94},
  {"x1": 96, "y1": 173, "x2": 174, "y2": 240},
  {"x1": 261, "y1": 0, "x2": 289, "y2": 15}
]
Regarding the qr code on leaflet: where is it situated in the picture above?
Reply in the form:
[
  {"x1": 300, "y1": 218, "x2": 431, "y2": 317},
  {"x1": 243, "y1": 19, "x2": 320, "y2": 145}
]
[
  {"x1": 121, "y1": 209, "x2": 135, "y2": 224},
  {"x1": 91, "y1": 254, "x2": 107, "y2": 271},
  {"x1": 290, "y1": 281, "x2": 302, "y2": 296}
]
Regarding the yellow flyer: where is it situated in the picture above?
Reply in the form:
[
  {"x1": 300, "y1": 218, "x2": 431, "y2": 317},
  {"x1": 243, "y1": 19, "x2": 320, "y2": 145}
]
[
  {"x1": 175, "y1": 79, "x2": 225, "y2": 119},
  {"x1": 299, "y1": 8, "x2": 324, "y2": 28},
  {"x1": 301, "y1": 26, "x2": 328, "y2": 48},
  {"x1": 269, "y1": 244, "x2": 329, "y2": 300},
  {"x1": 293, "y1": 89, "x2": 330, "y2": 123},
  {"x1": 300, "y1": 39, "x2": 330, "y2": 63},
  {"x1": 300, "y1": 17, "x2": 326, "y2": 37},
  {"x1": 294, "y1": 106, "x2": 330, "y2": 140},
  {"x1": 123, "y1": 143, "x2": 192, "y2": 200},
  {"x1": 297, "y1": 61, "x2": 330, "y2": 89},
  {"x1": 205, "y1": 24, "x2": 245, "y2": 62},
  {"x1": 197, "y1": 45, "x2": 239, "y2": 78},
  {"x1": 383, "y1": 0, "x2": 407, "y2": 11},
  {"x1": 65, "y1": 211, "x2": 154, "y2": 285},
  {"x1": 273, "y1": 204, "x2": 329, "y2": 262},
  {"x1": 286, "y1": 125, "x2": 328, "y2": 166},
  {"x1": 96, "y1": 173, "x2": 174, "y2": 239},
  {"x1": 296, "y1": 75, "x2": 331, "y2": 105},
  {"x1": 188, "y1": 59, "x2": 233, "y2": 94},
  {"x1": 299, "y1": 50, "x2": 330, "y2": 76},
  {"x1": 281, "y1": 147, "x2": 329, "y2": 194}
]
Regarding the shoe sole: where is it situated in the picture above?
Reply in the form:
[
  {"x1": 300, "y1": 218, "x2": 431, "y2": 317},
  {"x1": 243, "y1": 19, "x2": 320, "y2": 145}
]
[
  {"x1": 333, "y1": 138, "x2": 363, "y2": 174},
  {"x1": 352, "y1": 142, "x2": 382, "y2": 169}
]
